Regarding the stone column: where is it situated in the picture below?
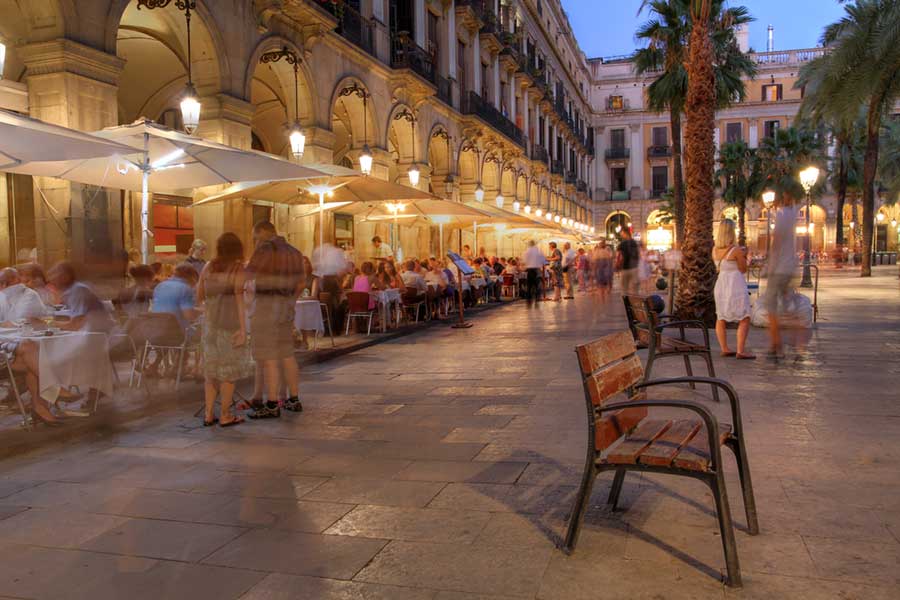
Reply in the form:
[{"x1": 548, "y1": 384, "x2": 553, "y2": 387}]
[
  {"x1": 508, "y1": 75, "x2": 516, "y2": 124},
  {"x1": 748, "y1": 118, "x2": 759, "y2": 149},
  {"x1": 522, "y1": 89, "x2": 530, "y2": 153},
  {"x1": 414, "y1": 0, "x2": 426, "y2": 48},
  {"x1": 629, "y1": 123, "x2": 643, "y2": 199},
  {"x1": 19, "y1": 39, "x2": 125, "y2": 272},
  {"x1": 492, "y1": 54, "x2": 501, "y2": 108},
  {"x1": 189, "y1": 94, "x2": 256, "y2": 253}
]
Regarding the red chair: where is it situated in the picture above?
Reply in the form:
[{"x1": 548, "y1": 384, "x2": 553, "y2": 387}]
[
  {"x1": 401, "y1": 286, "x2": 426, "y2": 323},
  {"x1": 345, "y1": 291, "x2": 375, "y2": 335},
  {"x1": 501, "y1": 273, "x2": 517, "y2": 298}
]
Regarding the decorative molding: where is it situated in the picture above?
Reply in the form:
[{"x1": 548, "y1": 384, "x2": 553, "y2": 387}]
[{"x1": 19, "y1": 39, "x2": 126, "y2": 87}]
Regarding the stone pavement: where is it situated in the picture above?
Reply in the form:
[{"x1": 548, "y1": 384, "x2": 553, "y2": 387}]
[{"x1": 0, "y1": 267, "x2": 898, "y2": 599}]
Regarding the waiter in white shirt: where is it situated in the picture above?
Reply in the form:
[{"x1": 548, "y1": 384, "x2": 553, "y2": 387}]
[
  {"x1": 371, "y1": 236, "x2": 394, "y2": 262},
  {"x1": 522, "y1": 241, "x2": 548, "y2": 305},
  {"x1": 0, "y1": 268, "x2": 48, "y2": 326}
]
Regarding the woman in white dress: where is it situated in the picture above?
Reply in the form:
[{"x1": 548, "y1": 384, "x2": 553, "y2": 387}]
[{"x1": 713, "y1": 219, "x2": 754, "y2": 359}]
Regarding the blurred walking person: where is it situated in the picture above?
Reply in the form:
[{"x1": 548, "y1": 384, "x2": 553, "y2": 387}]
[
  {"x1": 522, "y1": 240, "x2": 547, "y2": 306},
  {"x1": 765, "y1": 202, "x2": 799, "y2": 361},
  {"x1": 616, "y1": 229, "x2": 640, "y2": 295}
]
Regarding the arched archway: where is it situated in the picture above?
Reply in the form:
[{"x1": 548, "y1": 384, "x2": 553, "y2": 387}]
[
  {"x1": 330, "y1": 78, "x2": 378, "y2": 168},
  {"x1": 606, "y1": 211, "x2": 631, "y2": 239},
  {"x1": 457, "y1": 139, "x2": 480, "y2": 186},
  {"x1": 115, "y1": 1, "x2": 224, "y2": 125},
  {"x1": 386, "y1": 103, "x2": 417, "y2": 183},
  {"x1": 0, "y1": 0, "x2": 74, "y2": 81}
]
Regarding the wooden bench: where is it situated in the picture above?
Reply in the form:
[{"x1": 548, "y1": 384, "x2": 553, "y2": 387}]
[
  {"x1": 563, "y1": 331, "x2": 759, "y2": 588},
  {"x1": 623, "y1": 294, "x2": 720, "y2": 402}
]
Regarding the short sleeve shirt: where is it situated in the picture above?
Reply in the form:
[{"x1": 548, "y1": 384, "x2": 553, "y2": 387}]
[
  {"x1": 63, "y1": 282, "x2": 114, "y2": 332},
  {"x1": 619, "y1": 239, "x2": 640, "y2": 270},
  {"x1": 151, "y1": 277, "x2": 195, "y2": 329}
]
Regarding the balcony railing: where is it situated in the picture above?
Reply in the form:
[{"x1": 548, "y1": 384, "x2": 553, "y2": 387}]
[
  {"x1": 435, "y1": 74, "x2": 452, "y2": 107},
  {"x1": 647, "y1": 145, "x2": 672, "y2": 158},
  {"x1": 315, "y1": 0, "x2": 376, "y2": 57},
  {"x1": 391, "y1": 32, "x2": 436, "y2": 85},
  {"x1": 461, "y1": 91, "x2": 525, "y2": 147},
  {"x1": 530, "y1": 145, "x2": 549, "y2": 163},
  {"x1": 456, "y1": 0, "x2": 486, "y2": 19},
  {"x1": 750, "y1": 48, "x2": 826, "y2": 65},
  {"x1": 576, "y1": 180, "x2": 588, "y2": 193},
  {"x1": 651, "y1": 188, "x2": 668, "y2": 198},
  {"x1": 565, "y1": 171, "x2": 577, "y2": 185},
  {"x1": 610, "y1": 190, "x2": 630, "y2": 201},
  {"x1": 480, "y1": 9, "x2": 500, "y2": 36},
  {"x1": 605, "y1": 147, "x2": 630, "y2": 160}
]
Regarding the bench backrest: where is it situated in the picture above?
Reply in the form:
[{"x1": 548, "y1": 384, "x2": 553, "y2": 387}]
[
  {"x1": 623, "y1": 294, "x2": 659, "y2": 348},
  {"x1": 575, "y1": 331, "x2": 647, "y2": 451}
]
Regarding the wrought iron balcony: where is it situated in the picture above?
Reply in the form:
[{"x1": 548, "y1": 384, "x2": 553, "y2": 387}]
[
  {"x1": 530, "y1": 145, "x2": 549, "y2": 163},
  {"x1": 435, "y1": 74, "x2": 452, "y2": 107},
  {"x1": 647, "y1": 145, "x2": 672, "y2": 158},
  {"x1": 391, "y1": 32, "x2": 436, "y2": 85},
  {"x1": 610, "y1": 190, "x2": 631, "y2": 201},
  {"x1": 551, "y1": 160, "x2": 564, "y2": 176},
  {"x1": 565, "y1": 171, "x2": 577, "y2": 185},
  {"x1": 605, "y1": 147, "x2": 630, "y2": 160},
  {"x1": 461, "y1": 91, "x2": 524, "y2": 147},
  {"x1": 651, "y1": 188, "x2": 668, "y2": 198},
  {"x1": 312, "y1": 0, "x2": 375, "y2": 57}
]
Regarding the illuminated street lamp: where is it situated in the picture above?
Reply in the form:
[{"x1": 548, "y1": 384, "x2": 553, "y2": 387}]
[
  {"x1": 762, "y1": 190, "x2": 775, "y2": 256},
  {"x1": 799, "y1": 165, "x2": 819, "y2": 288},
  {"x1": 474, "y1": 183, "x2": 485, "y2": 202},
  {"x1": 495, "y1": 193, "x2": 505, "y2": 209}
]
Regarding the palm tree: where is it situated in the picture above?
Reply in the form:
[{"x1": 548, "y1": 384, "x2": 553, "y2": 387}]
[
  {"x1": 675, "y1": 0, "x2": 717, "y2": 321},
  {"x1": 754, "y1": 126, "x2": 825, "y2": 203},
  {"x1": 716, "y1": 140, "x2": 763, "y2": 246},
  {"x1": 634, "y1": 0, "x2": 756, "y2": 247},
  {"x1": 803, "y1": 0, "x2": 900, "y2": 276}
]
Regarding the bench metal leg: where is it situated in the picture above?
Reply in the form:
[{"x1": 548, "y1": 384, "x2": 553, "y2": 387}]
[
  {"x1": 702, "y1": 352, "x2": 721, "y2": 403},
  {"x1": 726, "y1": 437, "x2": 759, "y2": 535},
  {"x1": 608, "y1": 468, "x2": 627, "y2": 511},
  {"x1": 708, "y1": 472, "x2": 742, "y2": 588},
  {"x1": 682, "y1": 355, "x2": 695, "y2": 388},
  {"x1": 563, "y1": 464, "x2": 596, "y2": 554}
]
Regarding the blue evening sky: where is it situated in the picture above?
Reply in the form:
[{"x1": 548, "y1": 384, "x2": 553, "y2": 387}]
[{"x1": 564, "y1": 0, "x2": 848, "y2": 59}]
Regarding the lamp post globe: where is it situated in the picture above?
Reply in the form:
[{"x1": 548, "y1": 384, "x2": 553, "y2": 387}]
[{"x1": 798, "y1": 166, "x2": 819, "y2": 288}]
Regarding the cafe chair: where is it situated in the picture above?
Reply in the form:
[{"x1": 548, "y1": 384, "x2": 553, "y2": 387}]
[
  {"x1": 132, "y1": 312, "x2": 200, "y2": 391},
  {"x1": 401, "y1": 287, "x2": 426, "y2": 324},
  {"x1": 345, "y1": 291, "x2": 375, "y2": 336},
  {"x1": 501, "y1": 274, "x2": 518, "y2": 298},
  {"x1": 0, "y1": 352, "x2": 30, "y2": 430}
]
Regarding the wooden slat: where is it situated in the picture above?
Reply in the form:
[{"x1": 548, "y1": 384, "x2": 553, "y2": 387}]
[
  {"x1": 672, "y1": 424, "x2": 733, "y2": 472},
  {"x1": 638, "y1": 419, "x2": 702, "y2": 467},
  {"x1": 586, "y1": 354, "x2": 643, "y2": 406},
  {"x1": 576, "y1": 332, "x2": 636, "y2": 376},
  {"x1": 595, "y1": 406, "x2": 648, "y2": 451},
  {"x1": 606, "y1": 419, "x2": 672, "y2": 464}
]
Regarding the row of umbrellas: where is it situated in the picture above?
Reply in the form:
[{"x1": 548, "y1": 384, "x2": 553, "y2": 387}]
[{"x1": 0, "y1": 108, "x2": 583, "y2": 263}]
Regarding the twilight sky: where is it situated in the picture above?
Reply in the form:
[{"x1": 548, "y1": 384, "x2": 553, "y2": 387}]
[{"x1": 564, "y1": 0, "x2": 848, "y2": 59}]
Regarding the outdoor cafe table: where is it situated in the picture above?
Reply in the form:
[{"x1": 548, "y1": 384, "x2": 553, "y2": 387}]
[
  {"x1": 0, "y1": 328, "x2": 113, "y2": 404},
  {"x1": 371, "y1": 288, "x2": 402, "y2": 332},
  {"x1": 294, "y1": 299, "x2": 325, "y2": 336}
]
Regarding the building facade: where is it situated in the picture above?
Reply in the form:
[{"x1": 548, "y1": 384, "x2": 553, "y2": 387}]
[
  {"x1": 0, "y1": 0, "x2": 597, "y2": 270},
  {"x1": 588, "y1": 30, "x2": 900, "y2": 255}
]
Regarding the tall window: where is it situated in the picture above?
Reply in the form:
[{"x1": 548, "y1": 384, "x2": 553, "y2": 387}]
[
  {"x1": 651, "y1": 126, "x2": 668, "y2": 147},
  {"x1": 764, "y1": 119, "x2": 780, "y2": 138},
  {"x1": 426, "y1": 10, "x2": 440, "y2": 66},
  {"x1": 762, "y1": 84, "x2": 783, "y2": 101},
  {"x1": 651, "y1": 166, "x2": 669, "y2": 196},
  {"x1": 612, "y1": 167, "x2": 626, "y2": 192},
  {"x1": 611, "y1": 128, "x2": 625, "y2": 148},
  {"x1": 481, "y1": 62, "x2": 489, "y2": 98},
  {"x1": 726, "y1": 122, "x2": 743, "y2": 143}
]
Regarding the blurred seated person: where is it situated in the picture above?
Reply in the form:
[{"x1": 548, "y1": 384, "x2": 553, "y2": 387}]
[
  {"x1": 116, "y1": 264, "x2": 155, "y2": 317},
  {"x1": 300, "y1": 255, "x2": 319, "y2": 297},
  {"x1": 151, "y1": 263, "x2": 200, "y2": 331},
  {"x1": 401, "y1": 260, "x2": 427, "y2": 297},
  {"x1": 340, "y1": 263, "x2": 357, "y2": 291},
  {"x1": 504, "y1": 259, "x2": 519, "y2": 276},
  {"x1": 424, "y1": 263, "x2": 448, "y2": 293},
  {"x1": 184, "y1": 239, "x2": 207, "y2": 274},
  {"x1": 1, "y1": 337, "x2": 60, "y2": 425},
  {"x1": 490, "y1": 256, "x2": 504, "y2": 276},
  {"x1": 0, "y1": 268, "x2": 48, "y2": 326},
  {"x1": 352, "y1": 262, "x2": 382, "y2": 310},
  {"x1": 18, "y1": 263, "x2": 56, "y2": 306},
  {"x1": 47, "y1": 262, "x2": 114, "y2": 333}
]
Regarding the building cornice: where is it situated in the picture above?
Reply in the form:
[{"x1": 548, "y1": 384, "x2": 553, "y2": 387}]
[{"x1": 19, "y1": 39, "x2": 126, "y2": 87}]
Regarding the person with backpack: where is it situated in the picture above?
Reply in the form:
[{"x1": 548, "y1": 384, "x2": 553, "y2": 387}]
[{"x1": 245, "y1": 221, "x2": 305, "y2": 418}]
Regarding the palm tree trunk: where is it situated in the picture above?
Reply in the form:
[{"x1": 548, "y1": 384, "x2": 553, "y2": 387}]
[
  {"x1": 675, "y1": 0, "x2": 717, "y2": 322},
  {"x1": 860, "y1": 96, "x2": 882, "y2": 277},
  {"x1": 671, "y1": 110, "x2": 685, "y2": 246},
  {"x1": 738, "y1": 197, "x2": 746, "y2": 247},
  {"x1": 835, "y1": 139, "x2": 848, "y2": 247}
]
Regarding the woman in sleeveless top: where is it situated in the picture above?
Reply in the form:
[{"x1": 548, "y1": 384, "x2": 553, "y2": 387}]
[
  {"x1": 197, "y1": 232, "x2": 253, "y2": 426},
  {"x1": 713, "y1": 219, "x2": 754, "y2": 359}
]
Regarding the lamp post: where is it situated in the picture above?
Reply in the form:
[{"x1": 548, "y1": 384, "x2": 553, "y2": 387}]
[
  {"x1": 874, "y1": 211, "x2": 886, "y2": 259},
  {"x1": 138, "y1": 0, "x2": 201, "y2": 133},
  {"x1": 762, "y1": 190, "x2": 775, "y2": 257},
  {"x1": 260, "y1": 46, "x2": 305, "y2": 160},
  {"x1": 798, "y1": 166, "x2": 819, "y2": 288},
  {"x1": 394, "y1": 108, "x2": 420, "y2": 186}
]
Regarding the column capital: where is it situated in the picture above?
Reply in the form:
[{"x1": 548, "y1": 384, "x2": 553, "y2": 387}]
[{"x1": 19, "y1": 39, "x2": 125, "y2": 87}]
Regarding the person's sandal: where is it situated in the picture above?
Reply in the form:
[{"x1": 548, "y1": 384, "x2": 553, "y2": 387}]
[
  {"x1": 736, "y1": 353, "x2": 757, "y2": 360},
  {"x1": 203, "y1": 417, "x2": 219, "y2": 427},
  {"x1": 721, "y1": 351, "x2": 737, "y2": 357},
  {"x1": 219, "y1": 416, "x2": 244, "y2": 427}
]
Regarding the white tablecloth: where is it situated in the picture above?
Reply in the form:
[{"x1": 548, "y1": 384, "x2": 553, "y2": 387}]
[
  {"x1": 294, "y1": 300, "x2": 324, "y2": 334},
  {"x1": 372, "y1": 288, "x2": 402, "y2": 307},
  {"x1": 0, "y1": 329, "x2": 113, "y2": 403}
]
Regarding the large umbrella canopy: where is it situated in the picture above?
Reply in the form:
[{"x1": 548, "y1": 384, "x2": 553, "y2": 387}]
[
  {"x1": 0, "y1": 108, "x2": 137, "y2": 169},
  {"x1": 192, "y1": 166, "x2": 433, "y2": 208},
  {"x1": 4, "y1": 118, "x2": 324, "y2": 194}
]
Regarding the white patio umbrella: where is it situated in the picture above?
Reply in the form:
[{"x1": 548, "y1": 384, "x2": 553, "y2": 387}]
[
  {"x1": 5, "y1": 118, "x2": 327, "y2": 262},
  {"x1": 192, "y1": 166, "x2": 434, "y2": 254},
  {"x1": 0, "y1": 108, "x2": 136, "y2": 169}
]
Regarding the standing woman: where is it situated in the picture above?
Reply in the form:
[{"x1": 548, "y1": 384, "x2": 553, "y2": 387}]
[
  {"x1": 547, "y1": 242, "x2": 563, "y2": 301},
  {"x1": 713, "y1": 219, "x2": 754, "y2": 359},
  {"x1": 197, "y1": 232, "x2": 254, "y2": 426}
]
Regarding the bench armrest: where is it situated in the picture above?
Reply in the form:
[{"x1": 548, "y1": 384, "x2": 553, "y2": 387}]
[
  {"x1": 598, "y1": 399, "x2": 723, "y2": 471},
  {"x1": 633, "y1": 376, "x2": 744, "y2": 437},
  {"x1": 655, "y1": 319, "x2": 709, "y2": 345}
]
